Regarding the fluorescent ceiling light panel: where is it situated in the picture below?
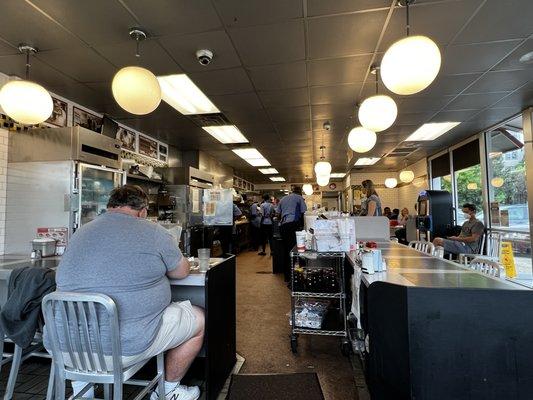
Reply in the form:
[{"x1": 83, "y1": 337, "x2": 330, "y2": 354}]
[
  {"x1": 270, "y1": 177, "x2": 286, "y2": 182},
  {"x1": 330, "y1": 173, "x2": 346, "y2": 178},
  {"x1": 232, "y1": 148, "x2": 271, "y2": 167},
  {"x1": 157, "y1": 74, "x2": 219, "y2": 115},
  {"x1": 355, "y1": 157, "x2": 381, "y2": 166},
  {"x1": 202, "y1": 125, "x2": 248, "y2": 144},
  {"x1": 405, "y1": 122, "x2": 461, "y2": 141},
  {"x1": 259, "y1": 168, "x2": 278, "y2": 174}
]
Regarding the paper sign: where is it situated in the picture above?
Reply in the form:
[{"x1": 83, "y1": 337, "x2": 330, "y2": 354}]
[
  {"x1": 490, "y1": 202, "x2": 500, "y2": 225},
  {"x1": 500, "y1": 241, "x2": 517, "y2": 278},
  {"x1": 204, "y1": 201, "x2": 216, "y2": 216},
  {"x1": 500, "y1": 210, "x2": 509, "y2": 227}
]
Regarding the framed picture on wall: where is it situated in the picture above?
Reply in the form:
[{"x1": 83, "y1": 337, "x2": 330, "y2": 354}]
[
  {"x1": 73, "y1": 106, "x2": 102, "y2": 133},
  {"x1": 46, "y1": 97, "x2": 68, "y2": 127},
  {"x1": 158, "y1": 143, "x2": 168, "y2": 161},
  {"x1": 138, "y1": 134, "x2": 158, "y2": 159},
  {"x1": 116, "y1": 127, "x2": 137, "y2": 152}
]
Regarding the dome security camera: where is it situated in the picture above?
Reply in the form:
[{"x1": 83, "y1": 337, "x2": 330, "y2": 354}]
[
  {"x1": 323, "y1": 121, "x2": 331, "y2": 131},
  {"x1": 196, "y1": 49, "x2": 213, "y2": 66}
]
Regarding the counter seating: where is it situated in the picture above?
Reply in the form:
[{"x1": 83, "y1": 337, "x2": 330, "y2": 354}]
[
  {"x1": 408, "y1": 240, "x2": 435, "y2": 255},
  {"x1": 42, "y1": 291, "x2": 165, "y2": 400},
  {"x1": 458, "y1": 231, "x2": 502, "y2": 265},
  {"x1": 469, "y1": 257, "x2": 504, "y2": 278}
]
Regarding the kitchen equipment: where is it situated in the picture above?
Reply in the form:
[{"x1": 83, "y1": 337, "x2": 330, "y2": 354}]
[
  {"x1": 31, "y1": 238, "x2": 57, "y2": 258},
  {"x1": 6, "y1": 127, "x2": 125, "y2": 255}
]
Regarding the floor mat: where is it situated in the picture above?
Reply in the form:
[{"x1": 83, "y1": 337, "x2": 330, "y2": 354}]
[{"x1": 227, "y1": 373, "x2": 324, "y2": 400}]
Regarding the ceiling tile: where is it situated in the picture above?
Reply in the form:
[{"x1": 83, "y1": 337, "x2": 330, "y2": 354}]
[
  {"x1": 308, "y1": 55, "x2": 372, "y2": 86},
  {"x1": 0, "y1": 0, "x2": 81, "y2": 51},
  {"x1": 308, "y1": 10, "x2": 388, "y2": 59},
  {"x1": 210, "y1": 92, "x2": 263, "y2": 112},
  {"x1": 312, "y1": 117, "x2": 354, "y2": 132},
  {"x1": 30, "y1": 0, "x2": 137, "y2": 47},
  {"x1": 188, "y1": 67, "x2": 253, "y2": 95},
  {"x1": 464, "y1": 70, "x2": 533, "y2": 93},
  {"x1": 307, "y1": 0, "x2": 390, "y2": 16},
  {"x1": 224, "y1": 108, "x2": 271, "y2": 125},
  {"x1": 491, "y1": 86, "x2": 533, "y2": 108},
  {"x1": 398, "y1": 95, "x2": 455, "y2": 113},
  {"x1": 158, "y1": 30, "x2": 241, "y2": 72},
  {"x1": 310, "y1": 84, "x2": 360, "y2": 105},
  {"x1": 0, "y1": 54, "x2": 76, "y2": 87},
  {"x1": 124, "y1": 0, "x2": 222, "y2": 36},
  {"x1": 395, "y1": 112, "x2": 432, "y2": 126},
  {"x1": 430, "y1": 110, "x2": 479, "y2": 123},
  {"x1": 95, "y1": 40, "x2": 181, "y2": 76},
  {"x1": 454, "y1": 0, "x2": 533, "y2": 44},
  {"x1": 214, "y1": 0, "x2": 302, "y2": 27},
  {"x1": 267, "y1": 106, "x2": 309, "y2": 123},
  {"x1": 441, "y1": 40, "x2": 523, "y2": 75},
  {"x1": 446, "y1": 92, "x2": 511, "y2": 111},
  {"x1": 380, "y1": 0, "x2": 483, "y2": 50},
  {"x1": 229, "y1": 21, "x2": 305, "y2": 66},
  {"x1": 274, "y1": 120, "x2": 311, "y2": 135},
  {"x1": 258, "y1": 87, "x2": 309, "y2": 108},
  {"x1": 248, "y1": 62, "x2": 307, "y2": 90},
  {"x1": 48, "y1": 83, "x2": 105, "y2": 111},
  {"x1": 493, "y1": 39, "x2": 533, "y2": 71},
  {"x1": 311, "y1": 103, "x2": 355, "y2": 120},
  {"x1": 38, "y1": 46, "x2": 117, "y2": 82},
  {"x1": 421, "y1": 73, "x2": 482, "y2": 96}
]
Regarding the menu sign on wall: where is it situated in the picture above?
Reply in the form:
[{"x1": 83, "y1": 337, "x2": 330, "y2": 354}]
[{"x1": 138, "y1": 135, "x2": 158, "y2": 158}]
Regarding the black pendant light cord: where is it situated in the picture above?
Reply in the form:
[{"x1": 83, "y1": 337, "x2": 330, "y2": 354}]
[
  {"x1": 25, "y1": 49, "x2": 31, "y2": 80},
  {"x1": 375, "y1": 68, "x2": 379, "y2": 95},
  {"x1": 135, "y1": 39, "x2": 141, "y2": 58},
  {"x1": 406, "y1": 1, "x2": 411, "y2": 36}
]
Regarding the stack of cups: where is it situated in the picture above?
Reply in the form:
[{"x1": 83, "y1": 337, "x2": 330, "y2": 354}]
[{"x1": 198, "y1": 248, "x2": 211, "y2": 272}]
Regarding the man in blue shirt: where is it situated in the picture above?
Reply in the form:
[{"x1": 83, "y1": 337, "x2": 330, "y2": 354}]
[{"x1": 278, "y1": 186, "x2": 307, "y2": 282}]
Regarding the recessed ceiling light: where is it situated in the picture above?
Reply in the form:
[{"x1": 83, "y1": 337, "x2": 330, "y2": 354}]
[
  {"x1": 259, "y1": 168, "x2": 278, "y2": 174},
  {"x1": 405, "y1": 122, "x2": 460, "y2": 141},
  {"x1": 232, "y1": 148, "x2": 271, "y2": 167},
  {"x1": 202, "y1": 125, "x2": 248, "y2": 144},
  {"x1": 270, "y1": 177, "x2": 286, "y2": 182},
  {"x1": 355, "y1": 157, "x2": 381, "y2": 166},
  {"x1": 157, "y1": 74, "x2": 219, "y2": 115},
  {"x1": 330, "y1": 173, "x2": 346, "y2": 178}
]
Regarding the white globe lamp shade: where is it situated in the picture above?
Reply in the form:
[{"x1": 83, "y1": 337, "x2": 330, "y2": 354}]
[
  {"x1": 347, "y1": 127, "x2": 377, "y2": 153},
  {"x1": 303, "y1": 183, "x2": 314, "y2": 196},
  {"x1": 381, "y1": 35, "x2": 441, "y2": 95},
  {"x1": 358, "y1": 95, "x2": 398, "y2": 132},
  {"x1": 112, "y1": 66, "x2": 161, "y2": 115},
  {"x1": 0, "y1": 80, "x2": 53, "y2": 125},
  {"x1": 384, "y1": 178, "x2": 398, "y2": 188},
  {"x1": 399, "y1": 170, "x2": 415, "y2": 183},
  {"x1": 317, "y1": 175, "x2": 330, "y2": 187},
  {"x1": 467, "y1": 182, "x2": 478, "y2": 190},
  {"x1": 491, "y1": 177, "x2": 504, "y2": 188},
  {"x1": 314, "y1": 160, "x2": 332, "y2": 176}
]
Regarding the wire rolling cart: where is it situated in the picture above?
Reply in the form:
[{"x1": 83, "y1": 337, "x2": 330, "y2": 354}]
[{"x1": 289, "y1": 247, "x2": 350, "y2": 355}]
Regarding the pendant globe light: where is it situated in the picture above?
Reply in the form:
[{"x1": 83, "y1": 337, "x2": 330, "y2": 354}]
[
  {"x1": 358, "y1": 66, "x2": 397, "y2": 132},
  {"x1": 314, "y1": 135, "x2": 332, "y2": 177},
  {"x1": 399, "y1": 159, "x2": 415, "y2": 183},
  {"x1": 303, "y1": 175, "x2": 314, "y2": 195},
  {"x1": 0, "y1": 45, "x2": 53, "y2": 125},
  {"x1": 491, "y1": 177, "x2": 504, "y2": 188},
  {"x1": 380, "y1": 0, "x2": 441, "y2": 95},
  {"x1": 317, "y1": 174, "x2": 330, "y2": 187},
  {"x1": 112, "y1": 28, "x2": 161, "y2": 115},
  {"x1": 348, "y1": 126, "x2": 377, "y2": 153},
  {"x1": 385, "y1": 177, "x2": 398, "y2": 188}
]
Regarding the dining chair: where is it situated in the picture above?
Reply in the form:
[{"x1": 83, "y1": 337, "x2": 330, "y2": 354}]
[
  {"x1": 469, "y1": 257, "x2": 504, "y2": 278},
  {"x1": 408, "y1": 240, "x2": 435, "y2": 255},
  {"x1": 42, "y1": 291, "x2": 165, "y2": 400}
]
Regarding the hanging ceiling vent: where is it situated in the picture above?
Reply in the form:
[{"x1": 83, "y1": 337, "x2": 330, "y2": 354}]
[
  {"x1": 187, "y1": 112, "x2": 231, "y2": 127},
  {"x1": 387, "y1": 147, "x2": 417, "y2": 157}
]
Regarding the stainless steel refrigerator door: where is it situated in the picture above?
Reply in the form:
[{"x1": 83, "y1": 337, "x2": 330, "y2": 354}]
[
  {"x1": 77, "y1": 163, "x2": 125, "y2": 227},
  {"x1": 5, "y1": 161, "x2": 74, "y2": 254}
]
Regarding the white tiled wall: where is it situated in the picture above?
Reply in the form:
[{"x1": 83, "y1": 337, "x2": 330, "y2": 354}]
[{"x1": 0, "y1": 129, "x2": 8, "y2": 254}]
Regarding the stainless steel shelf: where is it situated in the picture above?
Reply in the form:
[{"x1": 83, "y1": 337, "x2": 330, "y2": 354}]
[
  {"x1": 293, "y1": 328, "x2": 347, "y2": 337},
  {"x1": 292, "y1": 292, "x2": 344, "y2": 299}
]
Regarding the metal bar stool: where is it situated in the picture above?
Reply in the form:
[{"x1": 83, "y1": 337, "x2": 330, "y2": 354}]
[
  {"x1": 408, "y1": 240, "x2": 435, "y2": 255},
  {"x1": 42, "y1": 291, "x2": 165, "y2": 400}
]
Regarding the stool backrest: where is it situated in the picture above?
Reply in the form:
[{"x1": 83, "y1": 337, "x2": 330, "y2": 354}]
[
  {"x1": 470, "y1": 257, "x2": 503, "y2": 277},
  {"x1": 486, "y1": 232, "x2": 502, "y2": 258},
  {"x1": 42, "y1": 291, "x2": 122, "y2": 376},
  {"x1": 408, "y1": 240, "x2": 435, "y2": 255},
  {"x1": 432, "y1": 246, "x2": 444, "y2": 258}
]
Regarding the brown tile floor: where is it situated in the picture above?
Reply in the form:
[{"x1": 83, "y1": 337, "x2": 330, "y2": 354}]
[{"x1": 1, "y1": 247, "x2": 362, "y2": 399}]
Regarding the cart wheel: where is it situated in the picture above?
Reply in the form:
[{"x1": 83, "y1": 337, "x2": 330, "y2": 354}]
[
  {"x1": 290, "y1": 335, "x2": 298, "y2": 353},
  {"x1": 341, "y1": 340, "x2": 352, "y2": 357}
]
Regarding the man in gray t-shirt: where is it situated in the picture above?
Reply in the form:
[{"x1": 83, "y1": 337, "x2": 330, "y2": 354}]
[
  {"x1": 433, "y1": 203, "x2": 485, "y2": 256},
  {"x1": 51, "y1": 185, "x2": 204, "y2": 400}
]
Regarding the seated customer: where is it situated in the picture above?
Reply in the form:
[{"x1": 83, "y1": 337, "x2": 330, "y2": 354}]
[
  {"x1": 50, "y1": 185, "x2": 204, "y2": 400},
  {"x1": 383, "y1": 207, "x2": 392, "y2": 219},
  {"x1": 433, "y1": 203, "x2": 484, "y2": 257}
]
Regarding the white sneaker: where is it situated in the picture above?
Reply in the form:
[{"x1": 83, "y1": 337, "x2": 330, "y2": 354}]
[{"x1": 150, "y1": 384, "x2": 200, "y2": 400}]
